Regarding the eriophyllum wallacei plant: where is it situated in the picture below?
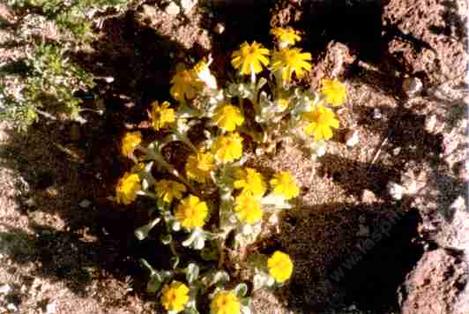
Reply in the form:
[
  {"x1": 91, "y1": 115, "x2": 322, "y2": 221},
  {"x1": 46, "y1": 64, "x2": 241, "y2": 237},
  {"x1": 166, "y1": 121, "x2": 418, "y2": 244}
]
[{"x1": 115, "y1": 26, "x2": 347, "y2": 314}]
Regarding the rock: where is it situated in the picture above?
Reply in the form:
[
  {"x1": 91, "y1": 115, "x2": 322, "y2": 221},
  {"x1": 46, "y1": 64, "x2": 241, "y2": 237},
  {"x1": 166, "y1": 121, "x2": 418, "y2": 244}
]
[
  {"x1": 372, "y1": 108, "x2": 382, "y2": 120},
  {"x1": 180, "y1": 0, "x2": 197, "y2": 13},
  {"x1": 424, "y1": 114, "x2": 438, "y2": 133},
  {"x1": 6, "y1": 303, "x2": 18, "y2": 312},
  {"x1": 165, "y1": 2, "x2": 180, "y2": 15},
  {"x1": 392, "y1": 147, "x2": 401, "y2": 156},
  {"x1": 0, "y1": 284, "x2": 11, "y2": 295},
  {"x1": 79, "y1": 199, "x2": 91, "y2": 208},
  {"x1": 387, "y1": 181, "x2": 404, "y2": 200},
  {"x1": 213, "y1": 23, "x2": 225, "y2": 34},
  {"x1": 362, "y1": 189, "x2": 377, "y2": 204},
  {"x1": 402, "y1": 77, "x2": 423, "y2": 97},
  {"x1": 399, "y1": 249, "x2": 468, "y2": 314},
  {"x1": 345, "y1": 130, "x2": 359, "y2": 147},
  {"x1": 46, "y1": 301, "x2": 56, "y2": 314}
]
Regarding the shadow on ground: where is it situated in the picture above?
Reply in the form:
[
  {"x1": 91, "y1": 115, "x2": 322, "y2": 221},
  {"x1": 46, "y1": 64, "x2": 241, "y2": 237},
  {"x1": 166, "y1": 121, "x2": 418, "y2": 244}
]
[{"x1": 0, "y1": 0, "x2": 466, "y2": 313}]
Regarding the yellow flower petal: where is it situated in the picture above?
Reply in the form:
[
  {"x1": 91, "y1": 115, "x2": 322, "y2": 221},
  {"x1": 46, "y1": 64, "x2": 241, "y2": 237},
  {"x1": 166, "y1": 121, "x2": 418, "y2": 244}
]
[
  {"x1": 161, "y1": 281, "x2": 190, "y2": 313},
  {"x1": 302, "y1": 104, "x2": 339, "y2": 141},
  {"x1": 231, "y1": 41, "x2": 270, "y2": 76},
  {"x1": 185, "y1": 150, "x2": 216, "y2": 183},
  {"x1": 271, "y1": 48, "x2": 312, "y2": 83},
  {"x1": 150, "y1": 101, "x2": 175, "y2": 131},
  {"x1": 234, "y1": 192, "x2": 263, "y2": 224},
  {"x1": 320, "y1": 78, "x2": 347, "y2": 106},
  {"x1": 270, "y1": 171, "x2": 299, "y2": 200},
  {"x1": 267, "y1": 251, "x2": 293, "y2": 283},
  {"x1": 116, "y1": 172, "x2": 141, "y2": 205},
  {"x1": 233, "y1": 167, "x2": 266, "y2": 197},
  {"x1": 121, "y1": 131, "x2": 142, "y2": 157},
  {"x1": 211, "y1": 132, "x2": 243, "y2": 164},
  {"x1": 213, "y1": 104, "x2": 244, "y2": 131},
  {"x1": 155, "y1": 179, "x2": 187, "y2": 203},
  {"x1": 210, "y1": 291, "x2": 241, "y2": 314},
  {"x1": 174, "y1": 195, "x2": 208, "y2": 229}
]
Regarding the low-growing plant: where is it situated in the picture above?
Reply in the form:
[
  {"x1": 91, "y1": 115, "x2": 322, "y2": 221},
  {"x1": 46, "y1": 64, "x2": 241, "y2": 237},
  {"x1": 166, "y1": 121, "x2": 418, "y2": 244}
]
[
  {"x1": 115, "y1": 27, "x2": 347, "y2": 313},
  {"x1": 1, "y1": 0, "x2": 130, "y2": 130}
]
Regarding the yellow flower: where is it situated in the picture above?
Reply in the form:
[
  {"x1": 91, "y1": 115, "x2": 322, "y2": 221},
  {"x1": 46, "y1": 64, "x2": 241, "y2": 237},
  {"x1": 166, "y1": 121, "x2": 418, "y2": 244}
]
[
  {"x1": 303, "y1": 104, "x2": 339, "y2": 141},
  {"x1": 175, "y1": 195, "x2": 208, "y2": 229},
  {"x1": 160, "y1": 281, "x2": 190, "y2": 313},
  {"x1": 170, "y1": 68, "x2": 202, "y2": 101},
  {"x1": 116, "y1": 172, "x2": 141, "y2": 205},
  {"x1": 271, "y1": 27, "x2": 301, "y2": 47},
  {"x1": 320, "y1": 78, "x2": 347, "y2": 106},
  {"x1": 187, "y1": 151, "x2": 215, "y2": 183},
  {"x1": 231, "y1": 41, "x2": 270, "y2": 76},
  {"x1": 213, "y1": 104, "x2": 244, "y2": 132},
  {"x1": 185, "y1": 150, "x2": 216, "y2": 183},
  {"x1": 193, "y1": 58, "x2": 217, "y2": 89},
  {"x1": 233, "y1": 167, "x2": 266, "y2": 197},
  {"x1": 270, "y1": 171, "x2": 300, "y2": 200},
  {"x1": 277, "y1": 97, "x2": 290, "y2": 111},
  {"x1": 210, "y1": 291, "x2": 241, "y2": 314},
  {"x1": 267, "y1": 251, "x2": 293, "y2": 283},
  {"x1": 121, "y1": 131, "x2": 142, "y2": 156},
  {"x1": 150, "y1": 101, "x2": 175, "y2": 131},
  {"x1": 271, "y1": 48, "x2": 312, "y2": 83},
  {"x1": 211, "y1": 133, "x2": 243, "y2": 164},
  {"x1": 234, "y1": 192, "x2": 263, "y2": 224},
  {"x1": 155, "y1": 179, "x2": 187, "y2": 203}
]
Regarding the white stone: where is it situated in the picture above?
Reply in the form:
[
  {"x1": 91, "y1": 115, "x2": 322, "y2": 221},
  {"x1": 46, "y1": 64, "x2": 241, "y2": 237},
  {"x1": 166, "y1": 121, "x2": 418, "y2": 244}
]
[
  {"x1": 387, "y1": 181, "x2": 405, "y2": 200},
  {"x1": 0, "y1": 284, "x2": 11, "y2": 295},
  {"x1": 213, "y1": 23, "x2": 225, "y2": 34},
  {"x1": 165, "y1": 2, "x2": 180, "y2": 15},
  {"x1": 180, "y1": 0, "x2": 197, "y2": 12},
  {"x1": 79, "y1": 199, "x2": 91, "y2": 208},
  {"x1": 345, "y1": 130, "x2": 359, "y2": 147},
  {"x1": 46, "y1": 302, "x2": 56, "y2": 314}
]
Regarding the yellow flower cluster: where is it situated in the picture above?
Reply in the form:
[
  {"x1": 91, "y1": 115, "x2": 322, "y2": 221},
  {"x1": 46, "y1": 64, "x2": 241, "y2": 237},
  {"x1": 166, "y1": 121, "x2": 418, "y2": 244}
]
[
  {"x1": 303, "y1": 104, "x2": 339, "y2": 141},
  {"x1": 161, "y1": 281, "x2": 190, "y2": 313},
  {"x1": 175, "y1": 195, "x2": 208, "y2": 229},
  {"x1": 211, "y1": 132, "x2": 244, "y2": 164},
  {"x1": 155, "y1": 179, "x2": 187, "y2": 203},
  {"x1": 185, "y1": 150, "x2": 216, "y2": 183},
  {"x1": 210, "y1": 291, "x2": 241, "y2": 314},
  {"x1": 213, "y1": 104, "x2": 244, "y2": 132},
  {"x1": 231, "y1": 41, "x2": 270, "y2": 76},
  {"x1": 121, "y1": 131, "x2": 142, "y2": 157},
  {"x1": 151, "y1": 101, "x2": 175, "y2": 131},
  {"x1": 270, "y1": 171, "x2": 300, "y2": 200},
  {"x1": 267, "y1": 251, "x2": 293, "y2": 283},
  {"x1": 116, "y1": 172, "x2": 141, "y2": 205}
]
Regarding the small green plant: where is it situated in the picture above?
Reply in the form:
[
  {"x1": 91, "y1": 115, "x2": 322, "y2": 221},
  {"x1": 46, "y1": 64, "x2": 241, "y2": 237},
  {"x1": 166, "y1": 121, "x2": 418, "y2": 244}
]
[
  {"x1": 114, "y1": 27, "x2": 347, "y2": 313},
  {"x1": 1, "y1": 0, "x2": 130, "y2": 130}
]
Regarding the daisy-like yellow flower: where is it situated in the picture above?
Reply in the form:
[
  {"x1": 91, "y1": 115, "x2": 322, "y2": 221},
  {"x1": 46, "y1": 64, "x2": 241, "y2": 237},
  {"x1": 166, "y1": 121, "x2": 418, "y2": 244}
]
[
  {"x1": 174, "y1": 195, "x2": 208, "y2": 229},
  {"x1": 116, "y1": 172, "x2": 141, "y2": 205},
  {"x1": 155, "y1": 179, "x2": 187, "y2": 203},
  {"x1": 210, "y1": 291, "x2": 241, "y2": 314},
  {"x1": 271, "y1": 48, "x2": 312, "y2": 83},
  {"x1": 271, "y1": 27, "x2": 301, "y2": 47},
  {"x1": 213, "y1": 104, "x2": 244, "y2": 132},
  {"x1": 185, "y1": 150, "x2": 216, "y2": 183},
  {"x1": 170, "y1": 68, "x2": 202, "y2": 101},
  {"x1": 121, "y1": 131, "x2": 142, "y2": 157},
  {"x1": 270, "y1": 171, "x2": 300, "y2": 200},
  {"x1": 302, "y1": 104, "x2": 339, "y2": 141},
  {"x1": 320, "y1": 78, "x2": 347, "y2": 106},
  {"x1": 233, "y1": 167, "x2": 266, "y2": 197},
  {"x1": 211, "y1": 132, "x2": 243, "y2": 164},
  {"x1": 267, "y1": 251, "x2": 293, "y2": 283},
  {"x1": 150, "y1": 101, "x2": 175, "y2": 131},
  {"x1": 160, "y1": 281, "x2": 190, "y2": 313},
  {"x1": 234, "y1": 192, "x2": 263, "y2": 224},
  {"x1": 231, "y1": 41, "x2": 270, "y2": 76}
]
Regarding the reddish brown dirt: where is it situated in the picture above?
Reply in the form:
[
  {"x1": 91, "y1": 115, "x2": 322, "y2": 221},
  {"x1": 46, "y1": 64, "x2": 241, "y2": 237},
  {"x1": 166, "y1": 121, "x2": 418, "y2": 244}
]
[{"x1": 0, "y1": 1, "x2": 467, "y2": 313}]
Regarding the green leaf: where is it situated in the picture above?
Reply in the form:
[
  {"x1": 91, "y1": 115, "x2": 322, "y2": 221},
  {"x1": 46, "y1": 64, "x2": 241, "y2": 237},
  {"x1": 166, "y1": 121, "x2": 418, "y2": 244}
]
[
  {"x1": 146, "y1": 273, "x2": 162, "y2": 293},
  {"x1": 234, "y1": 283, "x2": 248, "y2": 297}
]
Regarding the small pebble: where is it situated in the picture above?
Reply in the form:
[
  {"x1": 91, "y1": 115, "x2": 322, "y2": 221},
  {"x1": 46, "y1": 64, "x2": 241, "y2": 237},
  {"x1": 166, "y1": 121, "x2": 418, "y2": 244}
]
[
  {"x1": 402, "y1": 77, "x2": 423, "y2": 97},
  {"x1": 424, "y1": 114, "x2": 437, "y2": 133},
  {"x1": 362, "y1": 189, "x2": 377, "y2": 204},
  {"x1": 392, "y1": 147, "x2": 401, "y2": 156},
  {"x1": 372, "y1": 108, "x2": 382, "y2": 120},
  {"x1": 0, "y1": 284, "x2": 11, "y2": 295},
  {"x1": 180, "y1": 0, "x2": 197, "y2": 12},
  {"x1": 213, "y1": 23, "x2": 225, "y2": 34},
  {"x1": 6, "y1": 303, "x2": 18, "y2": 312},
  {"x1": 345, "y1": 130, "x2": 359, "y2": 147},
  {"x1": 387, "y1": 181, "x2": 405, "y2": 200},
  {"x1": 46, "y1": 302, "x2": 56, "y2": 314},
  {"x1": 79, "y1": 199, "x2": 92, "y2": 208},
  {"x1": 165, "y1": 2, "x2": 180, "y2": 15}
]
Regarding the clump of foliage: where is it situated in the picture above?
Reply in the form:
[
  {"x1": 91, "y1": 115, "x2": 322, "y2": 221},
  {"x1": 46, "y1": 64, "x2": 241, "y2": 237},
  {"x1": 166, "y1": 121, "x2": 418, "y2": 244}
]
[
  {"x1": 115, "y1": 27, "x2": 347, "y2": 313},
  {"x1": 0, "y1": 0, "x2": 130, "y2": 130}
]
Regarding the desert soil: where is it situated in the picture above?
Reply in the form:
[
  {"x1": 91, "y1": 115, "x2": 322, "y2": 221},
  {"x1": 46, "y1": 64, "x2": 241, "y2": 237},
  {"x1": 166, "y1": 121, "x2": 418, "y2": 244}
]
[{"x1": 0, "y1": 1, "x2": 468, "y2": 313}]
